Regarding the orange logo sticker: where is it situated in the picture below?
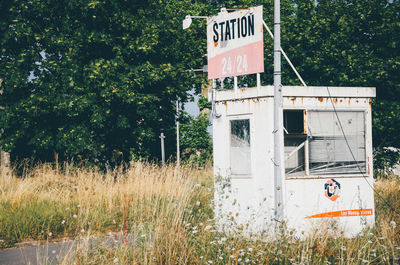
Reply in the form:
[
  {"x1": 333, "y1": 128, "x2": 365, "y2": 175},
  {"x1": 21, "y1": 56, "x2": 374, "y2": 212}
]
[
  {"x1": 324, "y1": 179, "x2": 341, "y2": 201},
  {"x1": 305, "y1": 209, "x2": 373, "y2": 219}
]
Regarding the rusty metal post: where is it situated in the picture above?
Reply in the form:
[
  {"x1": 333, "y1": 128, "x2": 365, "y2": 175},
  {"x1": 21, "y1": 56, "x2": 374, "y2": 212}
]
[
  {"x1": 273, "y1": 0, "x2": 284, "y2": 223},
  {"x1": 160, "y1": 131, "x2": 165, "y2": 166}
]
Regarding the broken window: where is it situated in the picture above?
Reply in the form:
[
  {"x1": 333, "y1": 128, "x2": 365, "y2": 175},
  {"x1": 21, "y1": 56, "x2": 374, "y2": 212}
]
[
  {"x1": 308, "y1": 111, "x2": 366, "y2": 175},
  {"x1": 284, "y1": 110, "x2": 307, "y2": 176},
  {"x1": 284, "y1": 110, "x2": 304, "y2": 134},
  {"x1": 285, "y1": 110, "x2": 366, "y2": 177},
  {"x1": 230, "y1": 119, "x2": 251, "y2": 175}
]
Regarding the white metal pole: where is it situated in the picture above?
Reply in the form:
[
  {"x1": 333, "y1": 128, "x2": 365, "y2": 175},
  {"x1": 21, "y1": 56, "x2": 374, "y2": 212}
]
[
  {"x1": 160, "y1": 132, "x2": 165, "y2": 166},
  {"x1": 274, "y1": 0, "x2": 284, "y2": 222},
  {"x1": 176, "y1": 100, "x2": 180, "y2": 166}
]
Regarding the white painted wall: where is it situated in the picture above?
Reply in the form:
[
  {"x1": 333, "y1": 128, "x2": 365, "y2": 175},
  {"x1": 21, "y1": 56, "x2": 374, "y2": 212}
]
[{"x1": 212, "y1": 86, "x2": 375, "y2": 237}]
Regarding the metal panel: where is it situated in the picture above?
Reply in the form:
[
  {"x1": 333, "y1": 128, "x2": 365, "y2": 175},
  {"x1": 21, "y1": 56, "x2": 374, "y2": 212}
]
[{"x1": 212, "y1": 86, "x2": 376, "y2": 102}]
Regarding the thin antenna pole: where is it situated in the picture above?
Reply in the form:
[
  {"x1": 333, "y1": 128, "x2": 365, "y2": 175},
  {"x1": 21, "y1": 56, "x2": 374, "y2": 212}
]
[
  {"x1": 273, "y1": 0, "x2": 284, "y2": 222},
  {"x1": 160, "y1": 132, "x2": 165, "y2": 166},
  {"x1": 176, "y1": 100, "x2": 180, "y2": 166}
]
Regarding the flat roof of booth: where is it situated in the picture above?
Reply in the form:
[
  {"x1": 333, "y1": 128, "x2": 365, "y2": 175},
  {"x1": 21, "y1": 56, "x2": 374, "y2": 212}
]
[{"x1": 213, "y1": 86, "x2": 376, "y2": 102}]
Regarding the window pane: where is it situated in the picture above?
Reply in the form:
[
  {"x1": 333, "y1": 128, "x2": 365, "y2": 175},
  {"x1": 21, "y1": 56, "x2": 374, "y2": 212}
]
[
  {"x1": 308, "y1": 111, "x2": 366, "y2": 175},
  {"x1": 285, "y1": 136, "x2": 306, "y2": 176},
  {"x1": 283, "y1": 110, "x2": 306, "y2": 176},
  {"x1": 230, "y1": 119, "x2": 251, "y2": 175},
  {"x1": 284, "y1": 110, "x2": 304, "y2": 134}
]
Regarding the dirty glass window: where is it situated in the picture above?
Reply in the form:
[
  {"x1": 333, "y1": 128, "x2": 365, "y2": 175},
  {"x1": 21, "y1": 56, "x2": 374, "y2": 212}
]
[
  {"x1": 230, "y1": 119, "x2": 251, "y2": 175},
  {"x1": 308, "y1": 111, "x2": 366, "y2": 175},
  {"x1": 284, "y1": 110, "x2": 307, "y2": 176}
]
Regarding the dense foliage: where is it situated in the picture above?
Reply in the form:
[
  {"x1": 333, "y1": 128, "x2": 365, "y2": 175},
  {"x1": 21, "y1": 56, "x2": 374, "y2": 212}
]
[
  {"x1": 0, "y1": 0, "x2": 399, "y2": 169},
  {"x1": 180, "y1": 112, "x2": 212, "y2": 166},
  {"x1": 0, "y1": 0, "x2": 211, "y2": 165}
]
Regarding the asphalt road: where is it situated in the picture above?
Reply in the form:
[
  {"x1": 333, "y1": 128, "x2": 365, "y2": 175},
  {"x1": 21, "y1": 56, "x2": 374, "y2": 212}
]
[
  {"x1": 0, "y1": 241, "x2": 74, "y2": 265},
  {"x1": 0, "y1": 233, "x2": 138, "y2": 265}
]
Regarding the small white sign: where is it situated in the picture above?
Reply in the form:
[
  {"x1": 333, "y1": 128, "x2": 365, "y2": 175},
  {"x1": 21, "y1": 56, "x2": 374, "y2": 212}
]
[{"x1": 207, "y1": 6, "x2": 264, "y2": 79}]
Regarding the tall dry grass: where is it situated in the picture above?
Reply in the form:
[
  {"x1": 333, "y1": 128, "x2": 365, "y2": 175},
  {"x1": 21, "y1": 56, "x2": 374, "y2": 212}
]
[{"x1": 1, "y1": 163, "x2": 399, "y2": 264}]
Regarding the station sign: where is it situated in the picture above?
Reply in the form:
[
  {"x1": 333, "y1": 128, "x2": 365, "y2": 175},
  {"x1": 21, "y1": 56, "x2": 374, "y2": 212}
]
[{"x1": 207, "y1": 6, "x2": 264, "y2": 79}]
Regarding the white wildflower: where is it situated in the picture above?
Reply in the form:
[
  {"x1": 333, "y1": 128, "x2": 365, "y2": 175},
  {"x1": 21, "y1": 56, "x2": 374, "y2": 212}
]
[
  {"x1": 61, "y1": 220, "x2": 66, "y2": 225},
  {"x1": 196, "y1": 201, "x2": 201, "y2": 206},
  {"x1": 367, "y1": 240, "x2": 372, "y2": 243},
  {"x1": 48, "y1": 232, "x2": 52, "y2": 237},
  {"x1": 80, "y1": 229, "x2": 85, "y2": 233},
  {"x1": 200, "y1": 256, "x2": 203, "y2": 259},
  {"x1": 73, "y1": 214, "x2": 78, "y2": 219},
  {"x1": 113, "y1": 258, "x2": 119, "y2": 264},
  {"x1": 52, "y1": 250, "x2": 56, "y2": 254},
  {"x1": 248, "y1": 247, "x2": 253, "y2": 251},
  {"x1": 245, "y1": 258, "x2": 250, "y2": 263},
  {"x1": 204, "y1": 225, "x2": 212, "y2": 230},
  {"x1": 194, "y1": 184, "x2": 201, "y2": 188},
  {"x1": 219, "y1": 256, "x2": 223, "y2": 260},
  {"x1": 208, "y1": 261, "x2": 213, "y2": 264},
  {"x1": 390, "y1": 221, "x2": 397, "y2": 229},
  {"x1": 230, "y1": 255, "x2": 235, "y2": 259}
]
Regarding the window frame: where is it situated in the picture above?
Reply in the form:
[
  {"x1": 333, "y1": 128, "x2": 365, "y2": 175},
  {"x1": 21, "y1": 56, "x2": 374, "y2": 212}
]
[
  {"x1": 284, "y1": 109, "x2": 368, "y2": 179},
  {"x1": 228, "y1": 114, "x2": 253, "y2": 179}
]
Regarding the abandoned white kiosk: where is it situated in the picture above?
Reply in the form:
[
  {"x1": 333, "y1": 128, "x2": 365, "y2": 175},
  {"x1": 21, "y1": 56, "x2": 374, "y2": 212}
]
[
  {"x1": 212, "y1": 85, "x2": 375, "y2": 236},
  {"x1": 202, "y1": 6, "x2": 375, "y2": 237}
]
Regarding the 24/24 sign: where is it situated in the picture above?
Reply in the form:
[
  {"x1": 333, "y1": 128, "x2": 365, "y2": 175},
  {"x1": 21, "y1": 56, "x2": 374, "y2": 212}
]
[{"x1": 207, "y1": 6, "x2": 264, "y2": 79}]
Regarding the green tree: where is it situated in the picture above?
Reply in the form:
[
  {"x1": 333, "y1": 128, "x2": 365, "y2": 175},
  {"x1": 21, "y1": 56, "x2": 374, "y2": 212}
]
[
  {"x1": 1, "y1": 0, "x2": 399, "y2": 170},
  {"x1": 0, "y1": 0, "x2": 210, "y2": 165},
  {"x1": 180, "y1": 112, "x2": 212, "y2": 166},
  {"x1": 282, "y1": 0, "x2": 400, "y2": 171}
]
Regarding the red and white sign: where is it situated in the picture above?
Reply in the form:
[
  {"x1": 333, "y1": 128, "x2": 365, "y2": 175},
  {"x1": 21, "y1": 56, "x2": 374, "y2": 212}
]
[{"x1": 207, "y1": 6, "x2": 264, "y2": 79}]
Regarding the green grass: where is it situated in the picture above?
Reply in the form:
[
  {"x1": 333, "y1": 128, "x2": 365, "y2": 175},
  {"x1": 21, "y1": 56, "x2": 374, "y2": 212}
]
[{"x1": 0, "y1": 163, "x2": 399, "y2": 264}]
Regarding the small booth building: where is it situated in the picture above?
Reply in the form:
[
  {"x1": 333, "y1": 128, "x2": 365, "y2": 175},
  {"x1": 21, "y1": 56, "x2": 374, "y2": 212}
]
[{"x1": 211, "y1": 85, "x2": 375, "y2": 237}]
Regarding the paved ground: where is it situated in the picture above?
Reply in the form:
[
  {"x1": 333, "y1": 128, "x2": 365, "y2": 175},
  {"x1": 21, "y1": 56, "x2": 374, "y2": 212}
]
[
  {"x1": 0, "y1": 233, "x2": 138, "y2": 265},
  {"x1": 0, "y1": 241, "x2": 74, "y2": 265}
]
